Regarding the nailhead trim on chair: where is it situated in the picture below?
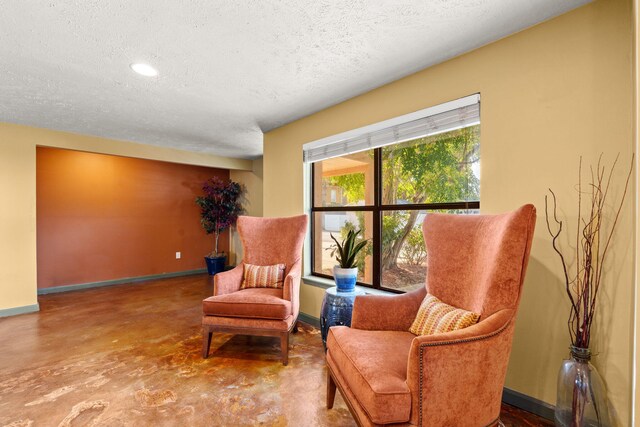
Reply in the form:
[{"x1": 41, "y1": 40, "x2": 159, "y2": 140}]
[{"x1": 417, "y1": 319, "x2": 512, "y2": 427}]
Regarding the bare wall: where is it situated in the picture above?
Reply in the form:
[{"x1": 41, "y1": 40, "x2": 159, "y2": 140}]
[
  {"x1": 36, "y1": 147, "x2": 229, "y2": 288},
  {"x1": 262, "y1": 0, "x2": 635, "y2": 423},
  {"x1": 0, "y1": 122, "x2": 252, "y2": 313},
  {"x1": 229, "y1": 158, "x2": 264, "y2": 265},
  {"x1": 0, "y1": 137, "x2": 36, "y2": 311}
]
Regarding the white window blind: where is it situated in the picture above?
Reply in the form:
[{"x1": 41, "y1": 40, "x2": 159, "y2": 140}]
[{"x1": 303, "y1": 94, "x2": 480, "y2": 163}]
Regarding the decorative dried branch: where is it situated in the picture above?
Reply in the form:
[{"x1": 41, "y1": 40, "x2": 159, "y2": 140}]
[{"x1": 544, "y1": 153, "x2": 634, "y2": 348}]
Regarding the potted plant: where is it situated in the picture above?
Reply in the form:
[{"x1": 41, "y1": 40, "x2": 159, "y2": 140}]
[
  {"x1": 329, "y1": 228, "x2": 368, "y2": 292},
  {"x1": 195, "y1": 177, "x2": 244, "y2": 275},
  {"x1": 545, "y1": 154, "x2": 633, "y2": 427}
]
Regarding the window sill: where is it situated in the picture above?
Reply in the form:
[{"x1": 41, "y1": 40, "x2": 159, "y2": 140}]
[{"x1": 302, "y1": 275, "x2": 396, "y2": 296}]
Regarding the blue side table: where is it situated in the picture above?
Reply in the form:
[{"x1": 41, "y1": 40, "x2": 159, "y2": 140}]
[{"x1": 320, "y1": 287, "x2": 366, "y2": 351}]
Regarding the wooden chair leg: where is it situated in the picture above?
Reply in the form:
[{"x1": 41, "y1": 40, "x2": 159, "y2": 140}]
[
  {"x1": 280, "y1": 332, "x2": 289, "y2": 366},
  {"x1": 202, "y1": 327, "x2": 213, "y2": 359},
  {"x1": 293, "y1": 322, "x2": 299, "y2": 333},
  {"x1": 327, "y1": 369, "x2": 337, "y2": 409}
]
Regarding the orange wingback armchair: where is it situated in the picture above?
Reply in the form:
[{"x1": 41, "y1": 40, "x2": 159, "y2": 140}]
[
  {"x1": 326, "y1": 205, "x2": 536, "y2": 426},
  {"x1": 202, "y1": 214, "x2": 308, "y2": 365}
]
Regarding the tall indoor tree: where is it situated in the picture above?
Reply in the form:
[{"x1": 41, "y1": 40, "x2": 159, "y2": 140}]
[{"x1": 196, "y1": 177, "x2": 244, "y2": 275}]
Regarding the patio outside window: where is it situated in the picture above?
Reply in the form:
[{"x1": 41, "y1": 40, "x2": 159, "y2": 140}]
[{"x1": 306, "y1": 95, "x2": 481, "y2": 292}]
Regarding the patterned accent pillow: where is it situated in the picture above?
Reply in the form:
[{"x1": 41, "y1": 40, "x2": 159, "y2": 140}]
[
  {"x1": 240, "y1": 263, "x2": 286, "y2": 289},
  {"x1": 409, "y1": 293, "x2": 480, "y2": 336}
]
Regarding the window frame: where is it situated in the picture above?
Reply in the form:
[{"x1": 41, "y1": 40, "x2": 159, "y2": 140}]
[{"x1": 310, "y1": 146, "x2": 479, "y2": 293}]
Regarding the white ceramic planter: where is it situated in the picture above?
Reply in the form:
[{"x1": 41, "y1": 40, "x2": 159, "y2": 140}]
[{"x1": 333, "y1": 266, "x2": 358, "y2": 292}]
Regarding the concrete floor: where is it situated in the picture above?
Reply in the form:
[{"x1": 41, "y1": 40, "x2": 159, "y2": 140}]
[{"x1": 0, "y1": 275, "x2": 550, "y2": 426}]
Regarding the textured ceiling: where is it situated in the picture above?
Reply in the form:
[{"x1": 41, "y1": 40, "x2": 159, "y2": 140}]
[{"x1": 0, "y1": 0, "x2": 590, "y2": 159}]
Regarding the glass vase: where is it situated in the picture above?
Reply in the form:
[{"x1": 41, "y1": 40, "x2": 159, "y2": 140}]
[{"x1": 555, "y1": 346, "x2": 610, "y2": 427}]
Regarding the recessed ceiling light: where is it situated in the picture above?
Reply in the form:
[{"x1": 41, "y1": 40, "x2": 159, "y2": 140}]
[{"x1": 130, "y1": 63, "x2": 158, "y2": 77}]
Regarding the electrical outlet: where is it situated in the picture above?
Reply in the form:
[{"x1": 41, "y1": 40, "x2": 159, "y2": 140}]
[{"x1": 176, "y1": 252, "x2": 181, "y2": 259}]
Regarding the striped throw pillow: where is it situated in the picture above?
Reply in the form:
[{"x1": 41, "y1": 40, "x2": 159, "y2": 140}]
[
  {"x1": 240, "y1": 263, "x2": 286, "y2": 289},
  {"x1": 409, "y1": 293, "x2": 480, "y2": 336}
]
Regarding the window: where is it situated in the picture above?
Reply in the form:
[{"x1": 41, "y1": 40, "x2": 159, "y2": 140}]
[{"x1": 306, "y1": 95, "x2": 480, "y2": 292}]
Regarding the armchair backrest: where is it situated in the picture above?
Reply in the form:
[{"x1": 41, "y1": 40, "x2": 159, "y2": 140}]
[
  {"x1": 237, "y1": 215, "x2": 308, "y2": 276},
  {"x1": 422, "y1": 204, "x2": 536, "y2": 318}
]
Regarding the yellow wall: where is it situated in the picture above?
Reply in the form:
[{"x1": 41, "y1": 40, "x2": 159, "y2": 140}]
[
  {"x1": 0, "y1": 122, "x2": 253, "y2": 313},
  {"x1": 231, "y1": 158, "x2": 264, "y2": 218},
  {"x1": 634, "y1": 0, "x2": 639, "y2": 422},
  {"x1": 0, "y1": 136, "x2": 37, "y2": 312},
  {"x1": 230, "y1": 158, "x2": 264, "y2": 264},
  {"x1": 264, "y1": 0, "x2": 635, "y2": 423},
  {"x1": 9, "y1": 123, "x2": 253, "y2": 170}
]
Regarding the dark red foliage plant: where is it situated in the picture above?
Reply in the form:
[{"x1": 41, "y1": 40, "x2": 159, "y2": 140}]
[{"x1": 195, "y1": 177, "x2": 245, "y2": 257}]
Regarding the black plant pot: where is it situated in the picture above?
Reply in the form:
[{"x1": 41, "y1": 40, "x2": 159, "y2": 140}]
[{"x1": 205, "y1": 255, "x2": 226, "y2": 276}]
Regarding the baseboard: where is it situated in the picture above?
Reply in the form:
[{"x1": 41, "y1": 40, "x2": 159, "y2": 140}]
[
  {"x1": 298, "y1": 312, "x2": 320, "y2": 328},
  {"x1": 0, "y1": 303, "x2": 40, "y2": 318},
  {"x1": 37, "y1": 268, "x2": 208, "y2": 295},
  {"x1": 502, "y1": 387, "x2": 554, "y2": 421}
]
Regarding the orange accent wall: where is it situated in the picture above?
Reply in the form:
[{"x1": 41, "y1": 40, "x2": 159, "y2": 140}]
[{"x1": 36, "y1": 147, "x2": 229, "y2": 289}]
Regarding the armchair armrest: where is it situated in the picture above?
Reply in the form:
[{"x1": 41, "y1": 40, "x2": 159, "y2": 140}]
[
  {"x1": 406, "y1": 308, "x2": 515, "y2": 426},
  {"x1": 283, "y1": 259, "x2": 302, "y2": 318},
  {"x1": 351, "y1": 287, "x2": 427, "y2": 331},
  {"x1": 213, "y1": 264, "x2": 243, "y2": 296}
]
